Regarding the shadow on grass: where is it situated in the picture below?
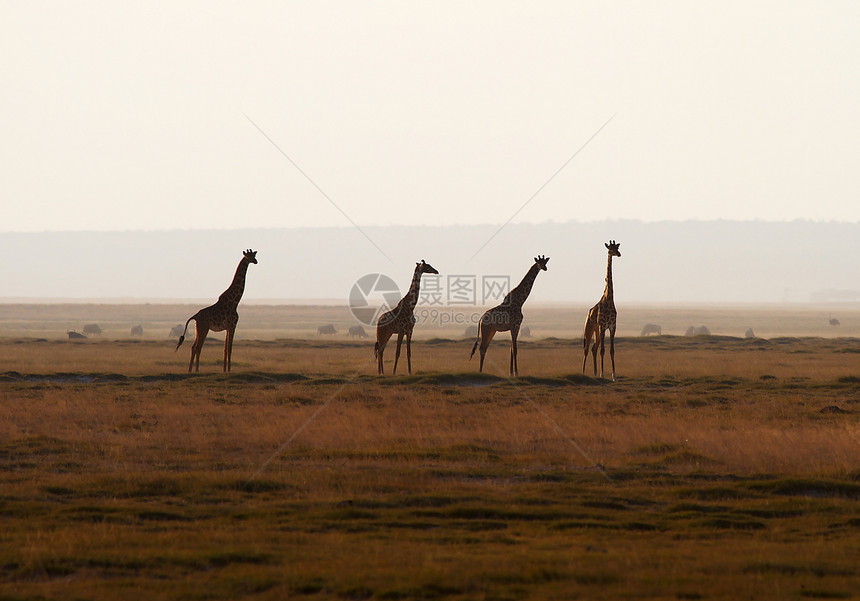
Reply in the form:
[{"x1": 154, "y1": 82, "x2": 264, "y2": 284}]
[
  {"x1": 372, "y1": 372, "x2": 504, "y2": 387},
  {"x1": 372, "y1": 372, "x2": 605, "y2": 387},
  {"x1": 746, "y1": 478, "x2": 860, "y2": 499},
  {"x1": 0, "y1": 370, "x2": 310, "y2": 385}
]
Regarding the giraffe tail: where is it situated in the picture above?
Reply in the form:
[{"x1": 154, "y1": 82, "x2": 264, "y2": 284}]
[
  {"x1": 469, "y1": 338, "x2": 479, "y2": 360},
  {"x1": 374, "y1": 341, "x2": 379, "y2": 359},
  {"x1": 175, "y1": 316, "x2": 196, "y2": 352}
]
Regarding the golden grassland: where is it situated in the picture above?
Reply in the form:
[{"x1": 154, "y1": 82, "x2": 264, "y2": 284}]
[{"x1": 1, "y1": 304, "x2": 860, "y2": 600}]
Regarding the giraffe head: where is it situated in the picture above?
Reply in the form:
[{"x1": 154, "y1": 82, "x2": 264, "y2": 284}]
[
  {"x1": 605, "y1": 241, "x2": 621, "y2": 258},
  {"x1": 417, "y1": 260, "x2": 439, "y2": 275},
  {"x1": 534, "y1": 255, "x2": 550, "y2": 271},
  {"x1": 243, "y1": 249, "x2": 258, "y2": 264}
]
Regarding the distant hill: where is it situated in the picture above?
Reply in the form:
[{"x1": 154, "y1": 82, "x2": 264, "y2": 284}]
[{"x1": 2, "y1": 220, "x2": 858, "y2": 304}]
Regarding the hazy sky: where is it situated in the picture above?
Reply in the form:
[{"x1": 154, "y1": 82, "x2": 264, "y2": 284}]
[{"x1": 2, "y1": 1, "x2": 858, "y2": 233}]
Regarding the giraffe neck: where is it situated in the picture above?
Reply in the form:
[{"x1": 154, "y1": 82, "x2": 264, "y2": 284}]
[
  {"x1": 218, "y1": 258, "x2": 251, "y2": 307},
  {"x1": 603, "y1": 253, "x2": 614, "y2": 303},
  {"x1": 506, "y1": 263, "x2": 541, "y2": 309},
  {"x1": 398, "y1": 265, "x2": 425, "y2": 312}
]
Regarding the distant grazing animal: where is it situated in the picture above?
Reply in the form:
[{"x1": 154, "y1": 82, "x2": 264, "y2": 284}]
[
  {"x1": 347, "y1": 325, "x2": 368, "y2": 339},
  {"x1": 640, "y1": 323, "x2": 662, "y2": 336},
  {"x1": 829, "y1": 317, "x2": 841, "y2": 326},
  {"x1": 470, "y1": 255, "x2": 549, "y2": 376},
  {"x1": 175, "y1": 249, "x2": 258, "y2": 373},
  {"x1": 464, "y1": 325, "x2": 478, "y2": 338},
  {"x1": 131, "y1": 325, "x2": 144, "y2": 336},
  {"x1": 582, "y1": 241, "x2": 621, "y2": 381},
  {"x1": 520, "y1": 326, "x2": 532, "y2": 338},
  {"x1": 375, "y1": 260, "x2": 440, "y2": 375},
  {"x1": 317, "y1": 324, "x2": 338, "y2": 336},
  {"x1": 82, "y1": 323, "x2": 102, "y2": 336},
  {"x1": 745, "y1": 328, "x2": 756, "y2": 338},
  {"x1": 169, "y1": 324, "x2": 185, "y2": 338},
  {"x1": 685, "y1": 325, "x2": 711, "y2": 336},
  {"x1": 67, "y1": 330, "x2": 87, "y2": 340}
]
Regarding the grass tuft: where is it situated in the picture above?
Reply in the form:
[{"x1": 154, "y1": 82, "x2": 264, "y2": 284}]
[
  {"x1": 696, "y1": 517, "x2": 766, "y2": 530},
  {"x1": 136, "y1": 510, "x2": 193, "y2": 522},
  {"x1": 206, "y1": 551, "x2": 279, "y2": 568},
  {"x1": 747, "y1": 479, "x2": 860, "y2": 499},
  {"x1": 632, "y1": 442, "x2": 682, "y2": 456},
  {"x1": 800, "y1": 591, "x2": 853, "y2": 599},
  {"x1": 743, "y1": 563, "x2": 856, "y2": 577},
  {"x1": 225, "y1": 479, "x2": 291, "y2": 494},
  {"x1": 291, "y1": 577, "x2": 328, "y2": 596}
]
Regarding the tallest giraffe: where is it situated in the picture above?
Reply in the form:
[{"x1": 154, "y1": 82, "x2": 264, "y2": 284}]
[
  {"x1": 176, "y1": 249, "x2": 258, "y2": 373},
  {"x1": 582, "y1": 240, "x2": 621, "y2": 381}
]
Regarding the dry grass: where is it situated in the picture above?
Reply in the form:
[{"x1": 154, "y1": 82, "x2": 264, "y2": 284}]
[{"x1": 1, "y1": 321, "x2": 860, "y2": 599}]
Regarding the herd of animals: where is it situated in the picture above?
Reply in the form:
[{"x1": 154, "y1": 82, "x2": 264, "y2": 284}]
[
  {"x1": 165, "y1": 247, "x2": 625, "y2": 378},
  {"x1": 63, "y1": 242, "x2": 844, "y2": 380}
]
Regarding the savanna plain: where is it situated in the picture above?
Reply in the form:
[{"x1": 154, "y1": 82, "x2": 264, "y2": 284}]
[{"x1": 1, "y1": 303, "x2": 859, "y2": 600}]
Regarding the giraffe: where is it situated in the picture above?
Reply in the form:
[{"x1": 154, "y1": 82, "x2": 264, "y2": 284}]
[
  {"x1": 582, "y1": 240, "x2": 621, "y2": 381},
  {"x1": 175, "y1": 249, "x2": 258, "y2": 373},
  {"x1": 374, "y1": 260, "x2": 439, "y2": 375},
  {"x1": 469, "y1": 255, "x2": 549, "y2": 376}
]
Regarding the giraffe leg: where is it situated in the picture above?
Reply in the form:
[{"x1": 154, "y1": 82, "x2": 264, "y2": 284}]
[
  {"x1": 510, "y1": 331, "x2": 519, "y2": 377},
  {"x1": 478, "y1": 328, "x2": 496, "y2": 373},
  {"x1": 224, "y1": 327, "x2": 235, "y2": 373},
  {"x1": 582, "y1": 320, "x2": 597, "y2": 374},
  {"x1": 392, "y1": 334, "x2": 404, "y2": 375},
  {"x1": 190, "y1": 327, "x2": 209, "y2": 373},
  {"x1": 405, "y1": 332, "x2": 412, "y2": 375},
  {"x1": 609, "y1": 326, "x2": 617, "y2": 382},
  {"x1": 590, "y1": 321, "x2": 601, "y2": 376},
  {"x1": 599, "y1": 329, "x2": 606, "y2": 379},
  {"x1": 223, "y1": 332, "x2": 228, "y2": 373},
  {"x1": 582, "y1": 332, "x2": 591, "y2": 373},
  {"x1": 376, "y1": 330, "x2": 392, "y2": 375}
]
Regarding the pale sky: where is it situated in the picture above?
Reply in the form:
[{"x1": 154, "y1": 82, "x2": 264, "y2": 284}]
[{"x1": 2, "y1": 1, "x2": 858, "y2": 233}]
